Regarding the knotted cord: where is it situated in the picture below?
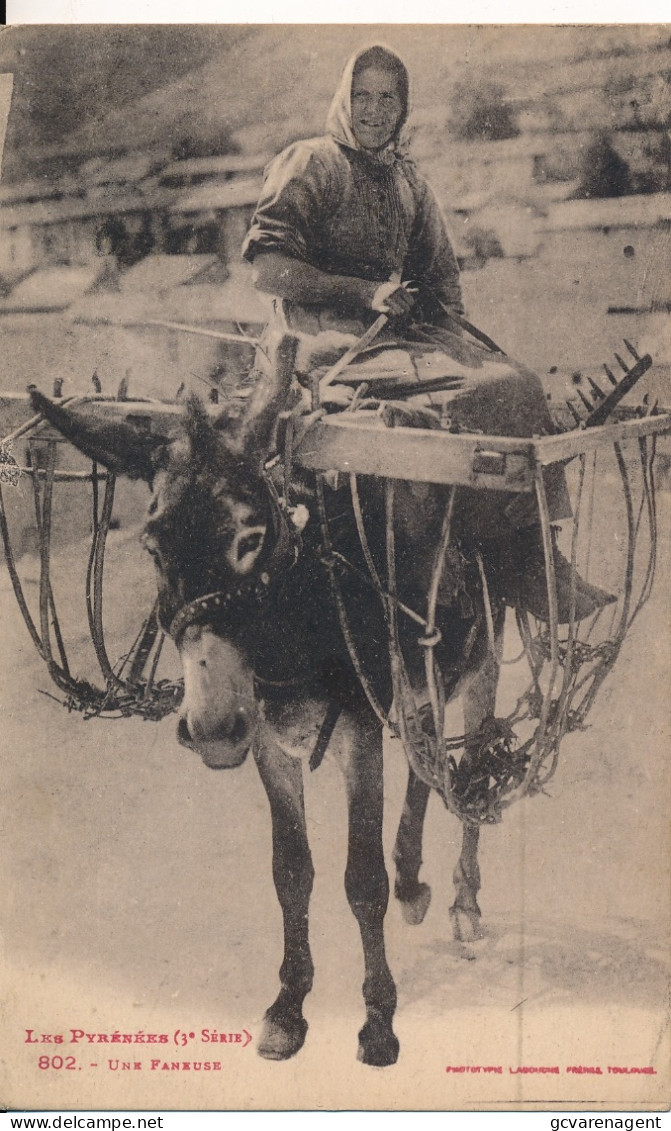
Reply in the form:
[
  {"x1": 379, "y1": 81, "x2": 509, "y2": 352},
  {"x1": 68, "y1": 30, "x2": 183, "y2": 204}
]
[
  {"x1": 0, "y1": 424, "x2": 182, "y2": 721},
  {"x1": 314, "y1": 390, "x2": 661, "y2": 824}
]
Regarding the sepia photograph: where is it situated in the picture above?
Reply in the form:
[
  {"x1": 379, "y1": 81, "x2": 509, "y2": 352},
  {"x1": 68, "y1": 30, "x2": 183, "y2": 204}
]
[{"x1": 0, "y1": 23, "x2": 669, "y2": 1113}]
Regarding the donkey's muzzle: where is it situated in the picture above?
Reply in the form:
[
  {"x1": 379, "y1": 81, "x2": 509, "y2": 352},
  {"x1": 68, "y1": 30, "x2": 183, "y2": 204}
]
[{"x1": 177, "y1": 710, "x2": 252, "y2": 769}]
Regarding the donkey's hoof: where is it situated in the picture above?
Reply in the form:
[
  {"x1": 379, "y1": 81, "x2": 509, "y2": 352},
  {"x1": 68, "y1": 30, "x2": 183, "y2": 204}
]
[
  {"x1": 398, "y1": 882, "x2": 432, "y2": 926},
  {"x1": 449, "y1": 904, "x2": 484, "y2": 943},
  {"x1": 257, "y1": 1014, "x2": 308, "y2": 1061},
  {"x1": 357, "y1": 1019, "x2": 400, "y2": 1067}
]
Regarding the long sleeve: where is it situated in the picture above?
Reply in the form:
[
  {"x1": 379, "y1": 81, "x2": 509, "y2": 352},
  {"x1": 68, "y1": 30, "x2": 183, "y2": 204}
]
[
  {"x1": 403, "y1": 177, "x2": 464, "y2": 323},
  {"x1": 242, "y1": 141, "x2": 336, "y2": 266}
]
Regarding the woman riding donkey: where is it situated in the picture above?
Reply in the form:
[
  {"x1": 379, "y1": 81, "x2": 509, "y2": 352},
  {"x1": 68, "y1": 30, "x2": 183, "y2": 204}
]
[{"x1": 242, "y1": 43, "x2": 614, "y2": 622}]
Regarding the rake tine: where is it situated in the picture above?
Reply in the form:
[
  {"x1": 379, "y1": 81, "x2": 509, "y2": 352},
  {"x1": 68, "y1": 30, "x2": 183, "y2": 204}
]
[
  {"x1": 586, "y1": 352, "x2": 653, "y2": 427},
  {"x1": 646, "y1": 397, "x2": 660, "y2": 417},
  {"x1": 623, "y1": 339, "x2": 640, "y2": 360},
  {"x1": 567, "y1": 401, "x2": 584, "y2": 427},
  {"x1": 614, "y1": 352, "x2": 630, "y2": 373},
  {"x1": 587, "y1": 376, "x2": 606, "y2": 401},
  {"x1": 576, "y1": 387, "x2": 595, "y2": 413},
  {"x1": 603, "y1": 364, "x2": 618, "y2": 386}
]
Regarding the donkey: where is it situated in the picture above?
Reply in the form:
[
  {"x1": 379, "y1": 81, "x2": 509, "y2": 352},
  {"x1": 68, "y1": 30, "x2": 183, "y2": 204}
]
[{"x1": 30, "y1": 334, "x2": 504, "y2": 1067}]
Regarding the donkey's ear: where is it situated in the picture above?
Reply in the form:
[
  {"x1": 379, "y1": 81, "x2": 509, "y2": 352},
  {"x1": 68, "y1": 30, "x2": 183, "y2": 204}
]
[
  {"x1": 235, "y1": 333, "x2": 299, "y2": 463},
  {"x1": 184, "y1": 393, "x2": 222, "y2": 468},
  {"x1": 29, "y1": 387, "x2": 167, "y2": 482}
]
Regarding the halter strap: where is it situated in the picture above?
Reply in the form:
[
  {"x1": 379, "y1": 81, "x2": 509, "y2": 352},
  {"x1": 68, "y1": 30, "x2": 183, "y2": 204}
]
[{"x1": 168, "y1": 579, "x2": 272, "y2": 647}]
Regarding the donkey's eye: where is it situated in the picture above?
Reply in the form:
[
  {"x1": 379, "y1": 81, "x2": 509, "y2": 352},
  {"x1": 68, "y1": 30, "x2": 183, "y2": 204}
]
[
  {"x1": 148, "y1": 498, "x2": 159, "y2": 516},
  {"x1": 237, "y1": 531, "x2": 264, "y2": 559}
]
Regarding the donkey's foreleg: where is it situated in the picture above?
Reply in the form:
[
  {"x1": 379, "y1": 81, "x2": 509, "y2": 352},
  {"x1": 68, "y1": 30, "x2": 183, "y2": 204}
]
[
  {"x1": 339, "y1": 710, "x2": 399, "y2": 1067},
  {"x1": 392, "y1": 766, "x2": 432, "y2": 925},
  {"x1": 449, "y1": 654, "x2": 498, "y2": 942},
  {"x1": 253, "y1": 735, "x2": 314, "y2": 1061}
]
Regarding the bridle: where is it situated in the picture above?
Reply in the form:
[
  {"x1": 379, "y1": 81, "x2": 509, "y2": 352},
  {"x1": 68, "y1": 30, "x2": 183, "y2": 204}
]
[
  {"x1": 168, "y1": 576, "x2": 275, "y2": 648},
  {"x1": 166, "y1": 470, "x2": 302, "y2": 648}
]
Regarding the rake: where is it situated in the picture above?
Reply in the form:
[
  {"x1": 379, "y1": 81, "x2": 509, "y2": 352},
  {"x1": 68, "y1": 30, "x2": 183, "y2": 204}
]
[{"x1": 566, "y1": 339, "x2": 654, "y2": 428}]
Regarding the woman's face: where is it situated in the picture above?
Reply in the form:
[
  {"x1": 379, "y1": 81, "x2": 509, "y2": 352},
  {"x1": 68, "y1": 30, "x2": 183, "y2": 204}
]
[{"x1": 351, "y1": 66, "x2": 403, "y2": 151}]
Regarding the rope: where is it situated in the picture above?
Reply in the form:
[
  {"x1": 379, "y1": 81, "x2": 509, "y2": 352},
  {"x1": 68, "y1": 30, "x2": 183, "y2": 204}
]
[
  {"x1": 474, "y1": 550, "x2": 497, "y2": 660},
  {"x1": 327, "y1": 549, "x2": 427, "y2": 628},
  {"x1": 421, "y1": 489, "x2": 455, "y2": 764},
  {"x1": 534, "y1": 453, "x2": 588, "y2": 790},
  {"x1": 568, "y1": 441, "x2": 636, "y2": 725},
  {"x1": 32, "y1": 441, "x2": 69, "y2": 676},
  {"x1": 628, "y1": 434, "x2": 657, "y2": 624},
  {"x1": 0, "y1": 478, "x2": 45, "y2": 657},
  {"x1": 316, "y1": 474, "x2": 390, "y2": 730},
  {"x1": 349, "y1": 474, "x2": 385, "y2": 596},
  {"x1": 1, "y1": 434, "x2": 180, "y2": 720},
  {"x1": 89, "y1": 470, "x2": 128, "y2": 691},
  {"x1": 383, "y1": 478, "x2": 444, "y2": 795}
]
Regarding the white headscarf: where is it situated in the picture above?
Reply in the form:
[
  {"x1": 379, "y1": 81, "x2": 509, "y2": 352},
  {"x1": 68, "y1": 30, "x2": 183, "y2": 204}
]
[{"x1": 325, "y1": 45, "x2": 411, "y2": 165}]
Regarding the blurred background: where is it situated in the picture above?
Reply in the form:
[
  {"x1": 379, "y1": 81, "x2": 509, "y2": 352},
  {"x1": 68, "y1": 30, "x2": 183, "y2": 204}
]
[{"x1": 0, "y1": 24, "x2": 668, "y2": 393}]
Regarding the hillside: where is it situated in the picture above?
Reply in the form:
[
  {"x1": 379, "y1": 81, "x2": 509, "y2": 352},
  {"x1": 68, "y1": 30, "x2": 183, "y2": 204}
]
[
  {"x1": 64, "y1": 25, "x2": 671, "y2": 159},
  {"x1": 1, "y1": 24, "x2": 668, "y2": 181}
]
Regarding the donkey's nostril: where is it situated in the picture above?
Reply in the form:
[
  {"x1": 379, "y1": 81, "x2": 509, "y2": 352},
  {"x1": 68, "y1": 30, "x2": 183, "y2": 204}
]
[
  {"x1": 229, "y1": 709, "x2": 250, "y2": 746},
  {"x1": 177, "y1": 716, "x2": 194, "y2": 748},
  {"x1": 204, "y1": 711, "x2": 250, "y2": 746}
]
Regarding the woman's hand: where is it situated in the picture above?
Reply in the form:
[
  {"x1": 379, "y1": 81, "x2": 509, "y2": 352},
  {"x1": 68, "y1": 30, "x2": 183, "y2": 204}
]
[{"x1": 370, "y1": 280, "x2": 416, "y2": 316}]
